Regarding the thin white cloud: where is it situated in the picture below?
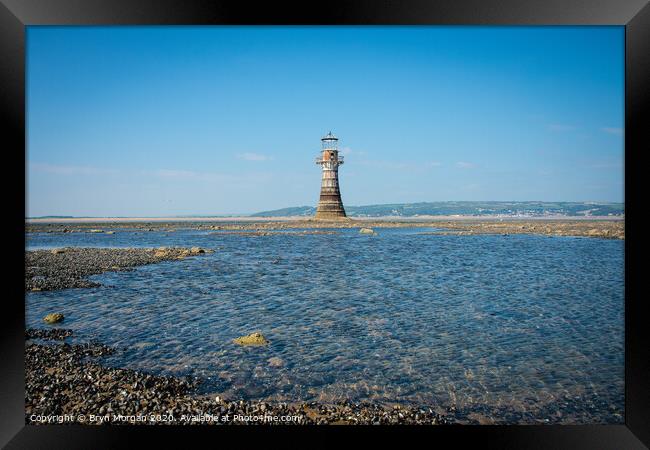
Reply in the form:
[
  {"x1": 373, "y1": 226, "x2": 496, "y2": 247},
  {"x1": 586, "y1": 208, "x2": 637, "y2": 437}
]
[
  {"x1": 456, "y1": 161, "x2": 477, "y2": 169},
  {"x1": 602, "y1": 127, "x2": 623, "y2": 135},
  {"x1": 30, "y1": 165, "x2": 273, "y2": 186},
  {"x1": 29, "y1": 161, "x2": 274, "y2": 188},
  {"x1": 339, "y1": 147, "x2": 367, "y2": 157},
  {"x1": 425, "y1": 161, "x2": 442, "y2": 167},
  {"x1": 154, "y1": 169, "x2": 198, "y2": 179},
  {"x1": 236, "y1": 152, "x2": 273, "y2": 162},
  {"x1": 29, "y1": 163, "x2": 118, "y2": 176},
  {"x1": 147, "y1": 169, "x2": 274, "y2": 187}
]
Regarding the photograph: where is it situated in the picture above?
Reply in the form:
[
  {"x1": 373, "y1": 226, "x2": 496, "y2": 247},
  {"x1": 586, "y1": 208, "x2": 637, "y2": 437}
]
[{"x1": 23, "y1": 25, "x2": 627, "y2": 428}]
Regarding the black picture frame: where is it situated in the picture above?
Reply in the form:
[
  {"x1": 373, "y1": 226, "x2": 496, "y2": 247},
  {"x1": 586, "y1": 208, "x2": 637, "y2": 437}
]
[{"x1": 1, "y1": 0, "x2": 647, "y2": 448}]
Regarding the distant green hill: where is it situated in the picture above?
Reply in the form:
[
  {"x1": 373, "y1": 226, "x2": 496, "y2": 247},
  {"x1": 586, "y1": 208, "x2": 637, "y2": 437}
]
[{"x1": 251, "y1": 202, "x2": 624, "y2": 217}]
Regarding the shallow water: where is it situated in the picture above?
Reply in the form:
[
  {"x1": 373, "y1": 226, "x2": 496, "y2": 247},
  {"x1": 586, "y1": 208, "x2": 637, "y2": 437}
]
[{"x1": 26, "y1": 228, "x2": 624, "y2": 423}]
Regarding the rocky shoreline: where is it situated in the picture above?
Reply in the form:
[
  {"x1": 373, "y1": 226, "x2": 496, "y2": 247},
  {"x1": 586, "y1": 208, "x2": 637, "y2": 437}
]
[
  {"x1": 24, "y1": 247, "x2": 456, "y2": 425},
  {"x1": 26, "y1": 218, "x2": 624, "y2": 239},
  {"x1": 419, "y1": 220, "x2": 624, "y2": 239},
  {"x1": 26, "y1": 328, "x2": 73, "y2": 340},
  {"x1": 26, "y1": 247, "x2": 211, "y2": 292},
  {"x1": 25, "y1": 329, "x2": 620, "y2": 426},
  {"x1": 25, "y1": 330, "x2": 454, "y2": 425}
]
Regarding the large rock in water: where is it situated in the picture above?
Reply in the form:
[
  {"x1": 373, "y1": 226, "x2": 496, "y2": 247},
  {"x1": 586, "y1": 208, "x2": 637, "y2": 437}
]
[
  {"x1": 43, "y1": 313, "x2": 64, "y2": 324},
  {"x1": 359, "y1": 228, "x2": 376, "y2": 234},
  {"x1": 233, "y1": 332, "x2": 269, "y2": 346}
]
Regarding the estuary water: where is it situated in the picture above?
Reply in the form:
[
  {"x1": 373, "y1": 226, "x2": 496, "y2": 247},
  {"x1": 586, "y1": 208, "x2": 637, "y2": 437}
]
[{"x1": 26, "y1": 228, "x2": 625, "y2": 423}]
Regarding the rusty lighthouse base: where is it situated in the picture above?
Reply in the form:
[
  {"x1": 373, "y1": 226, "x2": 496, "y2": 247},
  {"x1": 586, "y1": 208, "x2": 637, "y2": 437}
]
[
  {"x1": 315, "y1": 131, "x2": 347, "y2": 220},
  {"x1": 316, "y1": 189, "x2": 347, "y2": 219}
]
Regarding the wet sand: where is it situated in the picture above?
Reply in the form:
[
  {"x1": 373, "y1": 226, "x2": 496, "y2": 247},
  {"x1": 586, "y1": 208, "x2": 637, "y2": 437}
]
[{"x1": 27, "y1": 217, "x2": 624, "y2": 239}]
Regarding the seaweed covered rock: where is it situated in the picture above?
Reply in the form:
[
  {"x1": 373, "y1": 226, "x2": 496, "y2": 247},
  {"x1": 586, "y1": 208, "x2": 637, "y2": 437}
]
[
  {"x1": 233, "y1": 332, "x2": 269, "y2": 346},
  {"x1": 43, "y1": 313, "x2": 64, "y2": 324}
]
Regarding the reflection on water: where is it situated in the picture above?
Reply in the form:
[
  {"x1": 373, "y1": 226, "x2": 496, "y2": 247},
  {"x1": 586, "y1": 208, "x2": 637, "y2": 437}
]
[{"x1": 26, "y1": 228, "x2": 624, "y2": 423}]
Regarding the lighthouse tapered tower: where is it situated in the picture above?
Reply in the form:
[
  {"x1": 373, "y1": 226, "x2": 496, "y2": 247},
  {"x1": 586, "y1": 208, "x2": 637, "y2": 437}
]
[{"x1": 315, "y1": 131, "x2": 347, "y2": 219}]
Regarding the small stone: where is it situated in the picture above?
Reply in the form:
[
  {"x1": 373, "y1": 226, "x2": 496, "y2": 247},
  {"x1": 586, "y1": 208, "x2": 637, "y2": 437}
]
[
  {"x1": 43, "y1": 313, "x2": 64, "y2": 324},
  {"x1": 50, "y1": 249, "x2": 65, "y2": 255},
  {"x1": 268, "y1": 356, "x2": 284, "y2": 367}
]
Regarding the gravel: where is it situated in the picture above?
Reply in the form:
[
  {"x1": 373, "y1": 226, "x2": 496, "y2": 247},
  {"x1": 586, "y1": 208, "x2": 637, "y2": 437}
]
[
  {"x1": 25, "y1": 247, "x2": 211, "y2": 292},
  {"x1": 25, "y1": 333, "x2": 455, "y2": 425},
  {"x1": 26, "y1": 328, "x2": 73, "y2": 340}
]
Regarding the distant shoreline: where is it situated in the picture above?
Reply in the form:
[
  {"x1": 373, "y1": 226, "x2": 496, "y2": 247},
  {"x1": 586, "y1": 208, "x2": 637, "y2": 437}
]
[{"x1": 26, "y1": 215, "x2": 624, "y2": 224}]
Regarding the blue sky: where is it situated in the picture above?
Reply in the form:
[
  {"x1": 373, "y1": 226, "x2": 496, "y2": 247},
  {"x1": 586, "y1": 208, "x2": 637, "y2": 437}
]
[{"x1": 27, "y1": 26, "x2": 624, "y2": 217}]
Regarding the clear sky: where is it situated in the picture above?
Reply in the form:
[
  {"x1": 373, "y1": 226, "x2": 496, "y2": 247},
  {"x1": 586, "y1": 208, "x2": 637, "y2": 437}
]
[{"x1": 27, "y1": 26, "x2": 624, "y2": 217}]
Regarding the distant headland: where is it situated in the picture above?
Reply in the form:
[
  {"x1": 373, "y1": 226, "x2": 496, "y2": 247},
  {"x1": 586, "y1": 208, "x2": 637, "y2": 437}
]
[
  {"x1": 252, "y1": 201, "x2": 624, "y2": 218},
  {"x1": 28, "y1": 201, "x2": 623, "y2": 222}
]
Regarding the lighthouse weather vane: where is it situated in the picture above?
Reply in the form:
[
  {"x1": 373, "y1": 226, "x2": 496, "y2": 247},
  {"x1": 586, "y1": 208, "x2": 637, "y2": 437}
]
[{"x1": 315, "y1": 131, "x2": 347, "y2": 219}]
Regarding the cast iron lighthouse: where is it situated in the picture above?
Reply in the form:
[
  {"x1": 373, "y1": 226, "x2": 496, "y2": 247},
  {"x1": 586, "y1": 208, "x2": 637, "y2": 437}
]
[{"x1": 315, "y1": 131, "x2": 347, "y2": 219}]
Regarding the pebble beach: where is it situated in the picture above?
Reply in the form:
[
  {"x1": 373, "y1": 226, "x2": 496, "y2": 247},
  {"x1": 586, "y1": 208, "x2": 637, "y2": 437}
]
[{"x1": 25, "y1": 332, "x2": 454, "y2": 425}]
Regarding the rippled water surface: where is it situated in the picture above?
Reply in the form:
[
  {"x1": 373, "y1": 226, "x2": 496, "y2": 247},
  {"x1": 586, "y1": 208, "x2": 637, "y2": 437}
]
[{"x1": 26, "y1": 228, "x2": 624, "y2": 423}]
